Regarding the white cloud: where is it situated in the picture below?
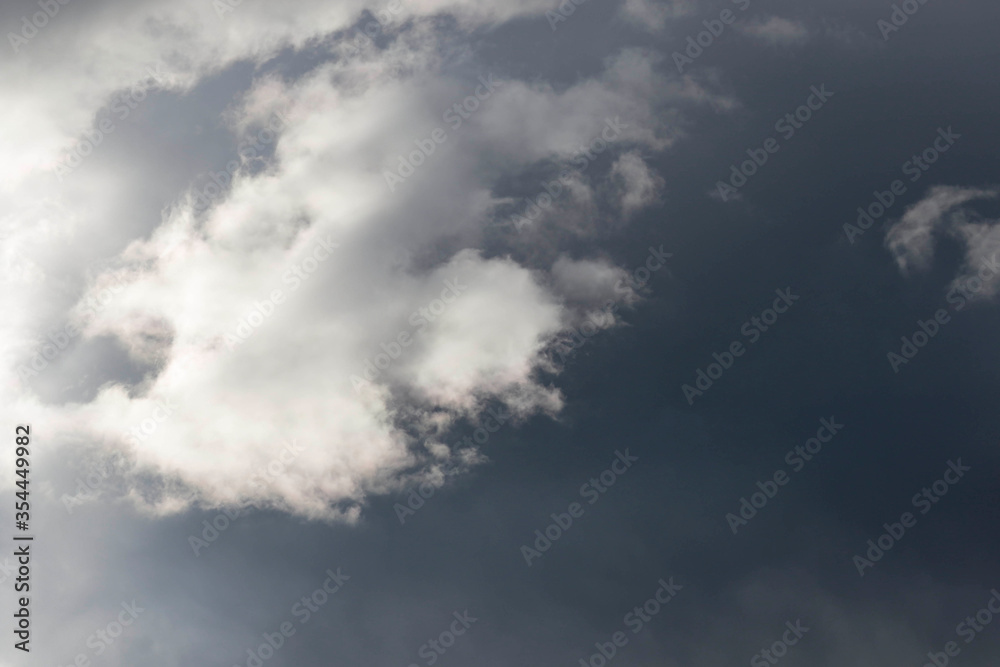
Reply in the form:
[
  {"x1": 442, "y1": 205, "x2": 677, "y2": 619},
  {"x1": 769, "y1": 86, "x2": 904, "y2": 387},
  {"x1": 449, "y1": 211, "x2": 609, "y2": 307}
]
[
  {"x1": 0, "y1": 0, "x2": 557, "y2": 192},
  {"x1": 739, "y1": 16, "x2": 809, "y2": 46},
  {"x1": 884, "y1": 185, "x2": 998, "y2": 275},
  {"x1": 885, "y1": 185, "x2": 1000, "y2": 300},
  {"x1": 0, "y1": 0, "x2": 715, "y2": 521}
]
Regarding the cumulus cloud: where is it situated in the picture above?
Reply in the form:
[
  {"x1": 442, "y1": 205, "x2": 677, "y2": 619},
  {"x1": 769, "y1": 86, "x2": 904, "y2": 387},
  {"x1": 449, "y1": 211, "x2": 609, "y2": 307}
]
[
  {"x1": 471, "y1": 49, "x2": 728, "y2": 236},
  {"x1": 0, "y1": 0, "x2": 703, "y2": 521},
  {"x1": 0, "y1": 0, "x2": 557, "y2": 192}
]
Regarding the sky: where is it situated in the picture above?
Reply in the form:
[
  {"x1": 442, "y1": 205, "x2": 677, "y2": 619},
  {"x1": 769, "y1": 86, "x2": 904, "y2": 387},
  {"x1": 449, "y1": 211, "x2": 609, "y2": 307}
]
[{"x1": 1, "y1": 0, "x2": 999, "y2": 665}]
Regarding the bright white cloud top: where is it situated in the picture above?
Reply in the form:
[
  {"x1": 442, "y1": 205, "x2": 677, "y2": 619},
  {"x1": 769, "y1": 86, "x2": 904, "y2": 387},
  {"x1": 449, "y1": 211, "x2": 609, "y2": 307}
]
[{"x1": 0, "y1": 0, "x2": 711, "y2": 519}]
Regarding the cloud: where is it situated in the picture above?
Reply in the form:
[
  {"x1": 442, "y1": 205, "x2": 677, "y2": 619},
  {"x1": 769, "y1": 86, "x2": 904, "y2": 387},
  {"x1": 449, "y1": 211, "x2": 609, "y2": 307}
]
[
  {"x1": 0, "y1": 5, "x2": 708, "y2": 521},
  {"x1": 472, "y1": 48, "x2": 714, "y2": 159},
  {"x1": 885, "y1": 185, "x2": 1000, "y2": 301},
  {"x1": 950, "y1": 220, "x2": 1000, "y2": 299},
  {"x1": 0, "y1": 0, "x2": 557, "y2": 192},
  {"x1": 884, "y1": 185, "x2": 999, "y2": 275},
  {"x1": 611, "y1": 151, "x2": 665, "y2": 217},
  {"x1": 550, "y1": 255, "x2": 633, "y2": 308},
  {"x1": 739, "y1": 16, "x2": 809, "y2": 46},
  {"x1": 618, "y1": 0, "x2": 695, "y2": 32}
]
